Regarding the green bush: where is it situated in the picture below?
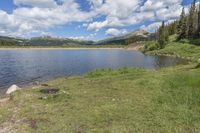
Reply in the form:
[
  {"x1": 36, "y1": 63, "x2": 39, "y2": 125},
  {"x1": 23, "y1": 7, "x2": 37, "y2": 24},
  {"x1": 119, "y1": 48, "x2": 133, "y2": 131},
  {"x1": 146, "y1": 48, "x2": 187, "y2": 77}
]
[{"x1": 143, "y1": 41, "x2": 157, "y2": 52}]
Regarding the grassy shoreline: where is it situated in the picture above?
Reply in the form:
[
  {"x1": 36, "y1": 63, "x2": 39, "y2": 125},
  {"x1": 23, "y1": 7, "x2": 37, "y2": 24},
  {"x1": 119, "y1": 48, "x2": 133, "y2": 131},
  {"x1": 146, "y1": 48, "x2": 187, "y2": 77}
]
[
  {"x1": 0, "y1": 41, "x2": 200, "y2": 132},
  {"x1": 143, "y1": 38, "x2": 200, "y2": 62},
  {"x1": 1, "y1": 65, "x2": 200, "y2": 132}
]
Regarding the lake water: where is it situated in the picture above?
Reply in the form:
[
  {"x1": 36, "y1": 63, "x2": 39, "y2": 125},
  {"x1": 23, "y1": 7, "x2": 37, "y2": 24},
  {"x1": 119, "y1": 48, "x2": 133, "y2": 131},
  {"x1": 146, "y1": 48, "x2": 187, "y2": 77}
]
[{"x1": 0, "y1": 49, "x2": 187, "y2": 94}]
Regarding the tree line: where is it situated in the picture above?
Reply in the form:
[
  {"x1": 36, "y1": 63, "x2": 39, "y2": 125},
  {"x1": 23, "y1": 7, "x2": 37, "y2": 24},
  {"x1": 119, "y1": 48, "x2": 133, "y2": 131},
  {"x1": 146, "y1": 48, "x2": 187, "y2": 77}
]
[
  {"x1": 156, "y1": 0, "x2": 200, "y2": 49},
  {"x1": 0, "y1": 40, "x2": 17, "y2": 46}
]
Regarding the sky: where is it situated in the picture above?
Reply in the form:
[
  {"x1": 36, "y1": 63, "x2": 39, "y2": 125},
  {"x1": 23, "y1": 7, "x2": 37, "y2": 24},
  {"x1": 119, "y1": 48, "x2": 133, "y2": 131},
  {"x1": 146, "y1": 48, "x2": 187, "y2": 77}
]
[{"x1": 0, "y1": 0, "x2": 199, "y2": 40}]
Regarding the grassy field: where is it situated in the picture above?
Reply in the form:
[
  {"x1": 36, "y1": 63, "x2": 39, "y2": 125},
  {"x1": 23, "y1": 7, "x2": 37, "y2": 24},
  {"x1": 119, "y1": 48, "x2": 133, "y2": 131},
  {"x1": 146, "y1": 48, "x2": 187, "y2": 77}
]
[{"x1": 0, "y1": 65, "x2": 200, "y2": 133}]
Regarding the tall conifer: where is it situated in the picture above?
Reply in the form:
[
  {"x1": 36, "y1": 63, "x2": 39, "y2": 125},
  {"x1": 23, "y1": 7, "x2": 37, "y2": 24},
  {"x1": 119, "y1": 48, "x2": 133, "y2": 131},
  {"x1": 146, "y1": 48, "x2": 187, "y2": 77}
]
[
  {"x1": 177, "y1": 8, "x2": 187, "y2": 40},
  {"x1": 198, "y1": 4, "x2": 200, "y2": 37},
  {"x1": 157, "y1": 21, "x2": 168, "y2": 49},
  {"x1": 188, "y1": 0, "x2": 196, "y2": 38}
]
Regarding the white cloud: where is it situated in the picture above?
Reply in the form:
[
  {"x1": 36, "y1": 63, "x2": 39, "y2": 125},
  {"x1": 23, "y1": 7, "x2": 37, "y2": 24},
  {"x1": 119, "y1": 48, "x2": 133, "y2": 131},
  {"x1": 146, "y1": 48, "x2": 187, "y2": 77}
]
[
  {"x1": 141, "y1": 22, "x2": 161, "y2": 32},
  {"x1": 87, "y1": 0, "x2": 104, "y2": 9},
  {"x1": 87, "y1": 0, "x2": 184, "y2": 31},
  {"x1": 141, "y1": 19, "x2": 177, "y2": 32},
  {"x1": 140, "y1": 0, "x2": 182, "y2": 11},
  {"x1": 69, "y1": 33, "x2": 97, "y2": 40},
  {"x1": 0, "y1": 0, "x2": 192, "y2": 37},
  {"x1": 87, "y1": 0, "x2": 141, "y2": 31},
  {"x1": 87, "y1": 11, "x2": 155, "y2": 31},
  {"x1": 14, "y1": 0, "x2": 57, "y2": 8},
  {"x1": 0, "y1": 0, "x2": 96, "y2": 36},
  {"x1": 106, "y1": 28, "x2": 127, "y2": 36}
]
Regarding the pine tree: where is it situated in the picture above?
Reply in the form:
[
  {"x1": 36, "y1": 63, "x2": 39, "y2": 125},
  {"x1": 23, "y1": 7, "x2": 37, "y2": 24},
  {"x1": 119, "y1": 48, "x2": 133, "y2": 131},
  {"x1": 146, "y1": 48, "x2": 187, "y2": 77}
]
[
  {"x1": 198, "y1": 4, "x2": 200, "y2": 37},
  {"x1": 177, "y1": 8, "x2": 187, "y2": 40},
  {"x1": 188, "y1": 0, "x2": 196, "y2": 38},
  {"x1": 157, "y1": 21, "x2": 168, "y2": 49},
  {"x1": 167, "y1": 21, "x2": 177, "y2": 36}
]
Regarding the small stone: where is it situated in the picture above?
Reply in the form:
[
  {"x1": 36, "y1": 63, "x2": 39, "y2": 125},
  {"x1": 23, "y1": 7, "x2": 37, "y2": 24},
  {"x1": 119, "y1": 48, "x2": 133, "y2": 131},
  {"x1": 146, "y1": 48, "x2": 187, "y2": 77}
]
[
  {"x1": 6, "y1": 85, "x2": 21, "y2": 95},
  {"x1": 33, "y1": 81, "x2": 40, "y2": 86},
  {"x1": 198, "y1": 58, "x2": 200, "y2": 63}
]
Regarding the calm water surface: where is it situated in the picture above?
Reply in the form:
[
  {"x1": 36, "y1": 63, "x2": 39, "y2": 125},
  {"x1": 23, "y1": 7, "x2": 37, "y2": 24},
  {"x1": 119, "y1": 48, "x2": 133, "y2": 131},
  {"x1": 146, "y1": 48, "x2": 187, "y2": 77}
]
[{"x1": 0, "y1": 49, "x2": 187, "y2": 94}]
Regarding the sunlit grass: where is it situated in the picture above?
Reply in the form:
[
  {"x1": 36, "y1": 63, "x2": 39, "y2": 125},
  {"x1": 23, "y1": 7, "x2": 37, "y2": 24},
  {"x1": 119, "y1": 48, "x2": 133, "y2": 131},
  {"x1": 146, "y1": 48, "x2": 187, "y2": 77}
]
[{"x1": 0, "y1": 65, "x2": 200, "y2": 132}]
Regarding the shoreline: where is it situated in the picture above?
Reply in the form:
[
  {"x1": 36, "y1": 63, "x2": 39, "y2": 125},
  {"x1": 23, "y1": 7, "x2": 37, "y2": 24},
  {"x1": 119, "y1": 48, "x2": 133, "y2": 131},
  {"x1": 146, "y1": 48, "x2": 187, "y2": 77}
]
[
  {"x1": 0, "y1": 46, "x2": 191, "y2": 96},
  {"x1": 0, "y1": 47, "x2": 124, "y2": 50}
]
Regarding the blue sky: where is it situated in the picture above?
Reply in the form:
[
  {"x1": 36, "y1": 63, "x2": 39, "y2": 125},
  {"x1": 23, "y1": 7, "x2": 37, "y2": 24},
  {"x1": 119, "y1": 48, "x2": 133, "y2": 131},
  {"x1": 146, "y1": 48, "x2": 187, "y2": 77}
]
[{"x1": 0, "y1": 0, "x2": 199, "y2": 40}]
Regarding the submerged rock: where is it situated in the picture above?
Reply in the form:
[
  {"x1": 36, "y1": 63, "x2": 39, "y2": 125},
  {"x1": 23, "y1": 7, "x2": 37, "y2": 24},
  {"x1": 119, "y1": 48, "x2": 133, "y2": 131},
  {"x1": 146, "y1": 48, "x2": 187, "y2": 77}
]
[
  {"x1": 6, "y1": 85, "x2": 21, "y2": 95},
  {"x1": 33, "y1": 81, "x2": 40, "y2": 86}
]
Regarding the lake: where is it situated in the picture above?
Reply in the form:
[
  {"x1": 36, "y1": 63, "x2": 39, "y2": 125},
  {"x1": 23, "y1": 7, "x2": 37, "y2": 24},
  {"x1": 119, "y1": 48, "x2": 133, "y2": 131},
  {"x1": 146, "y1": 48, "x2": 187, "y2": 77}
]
[{"x1": 0, "y1": 49, "x2": 187, "y2": 94}]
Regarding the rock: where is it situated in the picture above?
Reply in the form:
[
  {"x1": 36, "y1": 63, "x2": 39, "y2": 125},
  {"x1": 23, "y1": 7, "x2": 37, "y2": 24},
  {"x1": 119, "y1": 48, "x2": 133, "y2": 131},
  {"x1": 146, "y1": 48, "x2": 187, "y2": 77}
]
[
  {"x1": 6, "y1": 85, "x2": 21, "y2": 95},
  {"x1": 195, "y1": 58, "x2": 200, "y2": 68},
  {"x1": 196, "y1": 63, "x2": 200, "y2": 68},
  {"x1": 33, "y1": 81, "x2": 40, "y2": 86}
]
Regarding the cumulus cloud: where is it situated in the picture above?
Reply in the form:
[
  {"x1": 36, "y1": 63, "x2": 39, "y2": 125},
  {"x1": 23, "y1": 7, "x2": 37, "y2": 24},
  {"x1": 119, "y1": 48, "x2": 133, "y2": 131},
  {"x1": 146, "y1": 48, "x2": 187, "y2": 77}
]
[
  {"x1": 87, "y1": 0, "x2": 104, "y2": 9},
  {"x1": 141, "y1": 19, "x2": 177, "y2": 32},
  {"x1": 0, "y1": 0, "x2": 191, "y2": 37},
  {"x1": 69, "y1": 33, "x2": 97, "y2": 40},
  {"x1": 0, "y1": 0, "x2": 96, "y2": 36},
  {"x1": 87, "y1": 0, "x2": 184, "y2": 31},
  {"x1": 14, "y1": 0, "x2": 57, "y2": 8},
  {"x1": 87, "y1": 11, "x2": 155, "y2": 31},
  {"x1": 141, "y1": 22, "x2": 162, "y2": 32},
  {"x1": 106, "y1": 28, "x2": 127, "y2": 36}
]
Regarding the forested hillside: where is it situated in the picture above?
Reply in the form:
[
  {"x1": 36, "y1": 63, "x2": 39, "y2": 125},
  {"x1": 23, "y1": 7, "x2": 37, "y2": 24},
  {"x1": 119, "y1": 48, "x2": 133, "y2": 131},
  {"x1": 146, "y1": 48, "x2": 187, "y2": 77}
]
[{"x1": 153, "y1": 0, "x2": 200, "y2": 49}]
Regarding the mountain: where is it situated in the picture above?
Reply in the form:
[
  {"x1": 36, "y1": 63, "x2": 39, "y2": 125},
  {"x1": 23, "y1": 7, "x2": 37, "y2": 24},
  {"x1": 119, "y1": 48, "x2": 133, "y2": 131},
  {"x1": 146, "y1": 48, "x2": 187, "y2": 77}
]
[
  {"x1": 25, "y1": 36, "x2": 94, "y2": 46},
  {"x1": 0, "y1": 29, "x2": 155, "y2": 46},
  {"x1": 0, "y1": 36, "x2": 94, "y2": 46},
  {"x1": 0, "y1": 36, "x2": 25, "y2": 46},
  {"x1": 96, "y1": 29, "x2": 155, "y2": 45}
]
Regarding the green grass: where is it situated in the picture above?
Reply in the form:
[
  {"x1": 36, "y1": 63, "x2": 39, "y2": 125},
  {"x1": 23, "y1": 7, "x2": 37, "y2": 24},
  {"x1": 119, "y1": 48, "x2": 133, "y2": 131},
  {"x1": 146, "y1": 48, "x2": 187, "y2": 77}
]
[
  {"x1": 148, "y1": 42, "x2": 200, "y2": 61},
  {"x1": 144, "y1": 37, "x2": 200, "y2": 62},
  {"x1": 0, "y1": 65, "x2": 200, "y2": 132}
]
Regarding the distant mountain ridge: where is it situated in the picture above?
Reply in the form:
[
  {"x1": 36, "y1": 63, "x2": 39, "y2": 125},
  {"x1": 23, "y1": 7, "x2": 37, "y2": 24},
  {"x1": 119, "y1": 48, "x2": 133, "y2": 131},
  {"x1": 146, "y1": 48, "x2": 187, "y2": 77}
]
[
  {"x1": 96, "y1": 29, "x2": 155, "y2": 45},
  {"x1": 0, "y1": 29, "x2": 155, "y2": 46}
]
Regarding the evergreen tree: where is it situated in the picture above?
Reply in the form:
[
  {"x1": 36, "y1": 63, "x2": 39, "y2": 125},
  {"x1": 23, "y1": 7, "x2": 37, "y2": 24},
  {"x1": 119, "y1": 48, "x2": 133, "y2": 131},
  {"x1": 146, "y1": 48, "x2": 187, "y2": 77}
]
[
  {"x1": 188, "y1": 0, "x2": 196, "y2": 38},
  {"x1": 198, "y1": 4, "x2": 200, "y2": 37},
  {"x1": 166, "y1": 21, "x2": 178, "y2": 36},
  {"x1": 177, "y1": 8, "x2": 187, "y2": 40},
  {"x1": 157, "y1": 21, "x2": 168, "y2": 49}
]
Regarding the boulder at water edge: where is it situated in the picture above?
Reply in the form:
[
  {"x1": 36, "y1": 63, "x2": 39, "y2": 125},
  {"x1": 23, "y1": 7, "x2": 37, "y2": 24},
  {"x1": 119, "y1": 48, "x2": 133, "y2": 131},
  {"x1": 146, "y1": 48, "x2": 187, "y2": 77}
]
[{"x1": 6, "y1": 85, "x2": 21, "y2": 95}]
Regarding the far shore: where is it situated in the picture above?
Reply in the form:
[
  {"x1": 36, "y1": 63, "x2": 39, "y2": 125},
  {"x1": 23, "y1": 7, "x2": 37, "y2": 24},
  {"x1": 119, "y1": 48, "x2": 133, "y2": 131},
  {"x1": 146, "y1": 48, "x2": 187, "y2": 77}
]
[
  {"x1": 0, "y1": 44, "x2": 145, "y2": 51},
  {"x1": 0, "y1": 47, "x2": 125, "y2": 50}
]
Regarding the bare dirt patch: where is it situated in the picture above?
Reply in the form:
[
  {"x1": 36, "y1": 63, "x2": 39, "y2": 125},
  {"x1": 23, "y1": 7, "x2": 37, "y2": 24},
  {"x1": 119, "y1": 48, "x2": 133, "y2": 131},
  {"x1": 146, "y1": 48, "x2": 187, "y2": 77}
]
[
  {"x1": 126, "y1": 43, "x2": 144, "y2": 51},
  {"x1": 0, "y1": 96, "x2": 12, "y2": 107}
]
